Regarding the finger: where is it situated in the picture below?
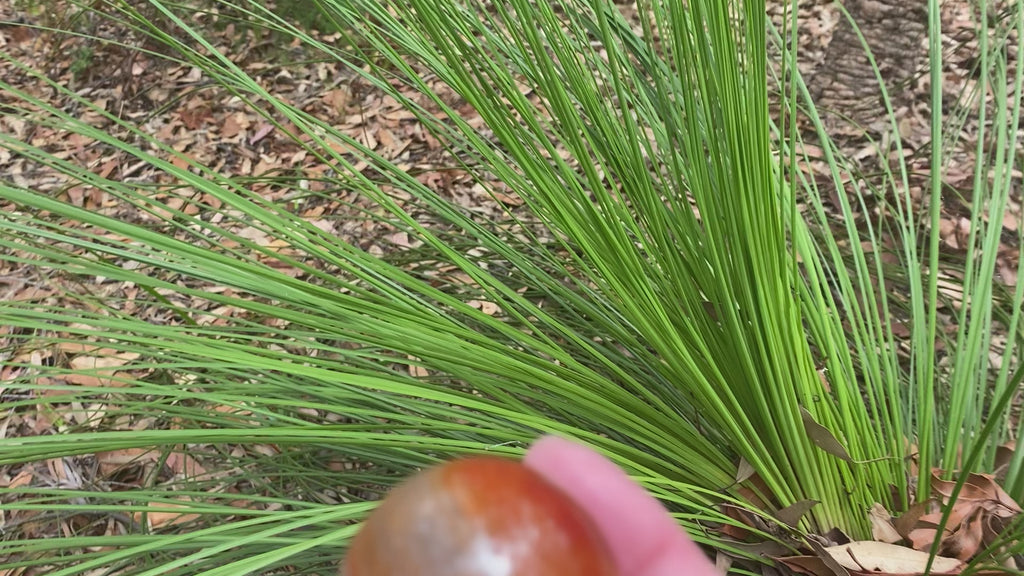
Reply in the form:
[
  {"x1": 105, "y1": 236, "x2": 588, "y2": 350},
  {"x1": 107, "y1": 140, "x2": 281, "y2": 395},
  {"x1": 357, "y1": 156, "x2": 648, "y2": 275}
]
[{"x1": 524, "y1": 436, "x2": 719, "y2": 576}]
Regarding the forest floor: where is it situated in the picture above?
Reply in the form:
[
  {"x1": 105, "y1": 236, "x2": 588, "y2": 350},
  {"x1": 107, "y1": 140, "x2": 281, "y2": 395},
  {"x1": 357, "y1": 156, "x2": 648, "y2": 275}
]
[{"x1": 1, "y1": 0, "x2": 1019, "y2": 286}]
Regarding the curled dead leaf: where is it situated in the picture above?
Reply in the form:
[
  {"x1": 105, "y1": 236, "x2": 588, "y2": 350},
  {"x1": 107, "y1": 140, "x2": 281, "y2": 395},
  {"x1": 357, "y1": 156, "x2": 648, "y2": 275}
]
[
  {"x1": 825, "y1": 541, "x2": 962, "y2": 574},
  {"x1": 906, "y1": 470, "x2": 1022, "y2": 561},
  {"x1": 894, "y1": 500, "x2": 936, "y2": 539},
  {"x1": 777, "y1": 500, "x2": 819, "y2": 528},
  {"x1": 869, "y1": 502, "x2": 902, "y2": 544},
  {"x1": 719, "y1": 503, "x2": 762, "y2": 540},
  {"x1": 779, "y1": 540, "x2": 966, "y2": 576},
  {"x1": 735, "y1": 457, "x2": 756, "y2": 484},
  {"x1": 800, "y1": 407, "x2": 852, "y2": 462},
  {"x1": 994, "y1": 443, "x2": 1015, "y2": 478}
]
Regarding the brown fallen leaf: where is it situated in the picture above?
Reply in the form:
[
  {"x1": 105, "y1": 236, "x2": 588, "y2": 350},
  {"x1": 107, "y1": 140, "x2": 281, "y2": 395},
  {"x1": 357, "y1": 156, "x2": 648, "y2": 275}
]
[
  {"x1": 777, "y1": 500, "x2": 820, "y2": 529},
  {"x1": 5, "y1": 467, "x2": 35, "y2": 489},
  {"x1": 779, "y1": 539, "x2": 967, "y2": 576},
  {"x1": 944, "y1": 507, "x2": 984, "y2": 561},
  {"x1": 800, "y1": 406, "x2": 852, "y2": 462},
  {"x1": 869, "y1": 502, "x2": 902, "y2": 544},
  {"x1": 165, "y1": 451, "x2": 207, "y2": 478},
  {"x1": 907, "y1": 470, "x2": 1021, "y2": 560},
  {"x1": 133, "y1": 499, "x2": 202, "y2": 529},
  {"x1": 994, "y1": 443, "x2": 1015, "y2": 478},
  {"x1": 931, "y1": 472, "x2": 1021, "y2": 515},
  {"x1": 894, "y1": 500, "x2": 936, "y2": 540},
  {"x1": 778, "y1": 536, "x2": 853, "y2": 576},
  {"x1": 825, "y1": 541, "x2": 963, "y2": 574},
  {"x1": 719, "y1": 503, "x2": 761, "y2": 540},
  {"x1": 777, "y1": 552, "x2": 836, "y2": 576}
]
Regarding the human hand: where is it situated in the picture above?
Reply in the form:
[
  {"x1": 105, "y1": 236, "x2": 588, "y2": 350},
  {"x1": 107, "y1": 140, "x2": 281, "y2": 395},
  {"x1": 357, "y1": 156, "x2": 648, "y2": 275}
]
[{"x1": 524, "y1": 436, "x2": 721, "y2": 576}]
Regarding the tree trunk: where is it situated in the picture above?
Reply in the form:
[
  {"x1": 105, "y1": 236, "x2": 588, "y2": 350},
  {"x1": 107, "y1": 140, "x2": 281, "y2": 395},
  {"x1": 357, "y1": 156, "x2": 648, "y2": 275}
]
[{"x1": 810, "y1": 0, "x2": 929, "y2": 137}]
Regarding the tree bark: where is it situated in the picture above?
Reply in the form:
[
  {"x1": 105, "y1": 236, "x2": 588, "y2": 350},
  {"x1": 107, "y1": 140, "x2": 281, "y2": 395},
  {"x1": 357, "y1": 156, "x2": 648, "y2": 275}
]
[{"x1": 810, "y1": 0, "x2": 929, "y2": 137}]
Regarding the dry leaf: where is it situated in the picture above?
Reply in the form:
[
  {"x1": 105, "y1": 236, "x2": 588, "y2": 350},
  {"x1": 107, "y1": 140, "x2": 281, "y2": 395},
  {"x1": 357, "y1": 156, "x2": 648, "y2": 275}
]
[
  {"x1": 718, "y1": 503, "x2": 766, "y2": 540},
  {"x1": 165, "y1": 451, "x2": 207, "y2": 478},
  {"x1": 777, "y1": 553, "x2": 835, "y2": 576},
  {"x1": 5, "y1": 467, "x2": 35, "y2": 489},
  {"x1": 407, "y1": 355, "x2": 429, "y2": 378},
  {"x1": 777, "y1": 500, "x2": 819, "y2": 528},
  {"x1": 869, "y1": 502, "x2": 902, "y2": 543},
  {"x1": 825, "y1": 541, "x2": 963, "y2": 574},
  {"x1": 134, "y1": 499, "x2": 202, "y2": 529},
  {"x1": 894, "y1": 500, "x2": 935, "y2": 539},
  {"x1": 906, "y1": 470, "x2": 1021, "y2": 560},
  {"x1": 801, "y1": 406, "x2": 852, "y2": 462}
]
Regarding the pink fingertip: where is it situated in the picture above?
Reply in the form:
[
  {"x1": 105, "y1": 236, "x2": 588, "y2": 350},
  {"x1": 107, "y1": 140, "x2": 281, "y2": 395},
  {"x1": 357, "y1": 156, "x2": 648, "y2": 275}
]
[{"x1": 524, "y1": 436, "x2": 718, "y2": 575}]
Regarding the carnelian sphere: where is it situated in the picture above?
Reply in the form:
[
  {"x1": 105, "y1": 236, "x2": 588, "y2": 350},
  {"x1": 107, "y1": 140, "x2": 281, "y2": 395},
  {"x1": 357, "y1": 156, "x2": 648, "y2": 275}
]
[{"x1": 343, "y1": 456, "x2": 618, "y2": 576}]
